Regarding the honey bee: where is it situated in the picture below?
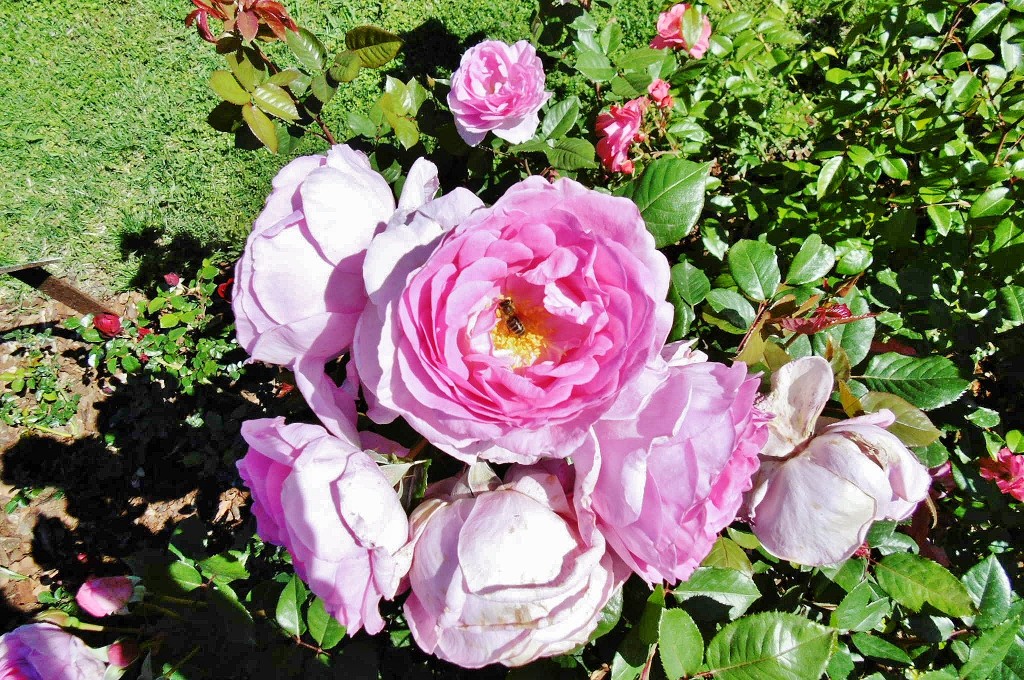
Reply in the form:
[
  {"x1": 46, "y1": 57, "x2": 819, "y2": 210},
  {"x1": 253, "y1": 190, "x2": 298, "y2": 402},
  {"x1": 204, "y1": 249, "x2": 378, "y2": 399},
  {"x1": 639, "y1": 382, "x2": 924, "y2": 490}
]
[{"x1": 497, "y1": 297, "x2": 526, "y2": 336}]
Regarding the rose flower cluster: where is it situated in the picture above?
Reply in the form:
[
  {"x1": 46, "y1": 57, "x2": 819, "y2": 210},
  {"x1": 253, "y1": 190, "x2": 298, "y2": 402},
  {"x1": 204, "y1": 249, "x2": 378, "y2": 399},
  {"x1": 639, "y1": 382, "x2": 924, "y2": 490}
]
[{"x1": 230, "y1": 142, "x2": 931, "y2": 667}]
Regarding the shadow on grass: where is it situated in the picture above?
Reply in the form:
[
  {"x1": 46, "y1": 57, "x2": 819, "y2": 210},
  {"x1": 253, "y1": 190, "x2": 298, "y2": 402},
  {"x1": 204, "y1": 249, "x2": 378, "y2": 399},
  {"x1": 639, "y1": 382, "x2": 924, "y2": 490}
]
[{"x1": 117, "y1": 228, "x2": 240, "y2": 293}]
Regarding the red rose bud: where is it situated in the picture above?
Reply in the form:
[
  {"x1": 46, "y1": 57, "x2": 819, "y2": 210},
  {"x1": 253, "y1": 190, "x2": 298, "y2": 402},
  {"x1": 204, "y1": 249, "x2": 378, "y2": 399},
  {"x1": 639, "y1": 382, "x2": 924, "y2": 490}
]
[
  {"x1": 217, "y1": 277, "x2": 234, "y2": 300},
  {"x1": 93, "y1": 313, "x2": 122, "y2": 338},
  {"x1": 164, "y1": 272, "x2": 181, "y2": 287},
  {"x1": 107, "y1": 639, "x2": 141, "y2": 668},
  {"x1": 136, "y1": 327, "x2": 153, "y2": 340}
]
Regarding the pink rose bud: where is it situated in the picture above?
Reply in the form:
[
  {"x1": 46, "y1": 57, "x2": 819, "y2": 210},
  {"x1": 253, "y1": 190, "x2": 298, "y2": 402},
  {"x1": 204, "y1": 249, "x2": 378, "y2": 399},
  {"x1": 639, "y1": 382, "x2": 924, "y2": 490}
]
[
  {"x1": 743, "y1": 357, "x2": 931, "y2": 565},
  {"x1": 650, "y1": 3, "x2": 713, "y2": 58},
  {"x1": 106, "y1": 639, "x2": 140, "y2": 668},
  {"x1": 93, "y1": 313, "x2": 122, "y2": 338},
  {"x1": 448, "y1": 40, "x2": 552, "y2": 146},
  {"x1": 0, "y1": 623, "x2": 108, "y2": 679},
  {"x1": 163, "y1": 272, "x2": 181, "y2": 286},
  {"x1": 236, "y1": 417, "x2": 411, "y2": 635},
  {"x1": 403, "y1": 462, "x2": 629, "y2": 668},
  {"x1": 595, "y1": 97, "x2": 649, "y2": 174},
  {"x1": 647, "y1": 78, "x2": 674, "y2": 108},
  {"x1": 76, "y1": 576, "x2": 134, "y2": 617}
]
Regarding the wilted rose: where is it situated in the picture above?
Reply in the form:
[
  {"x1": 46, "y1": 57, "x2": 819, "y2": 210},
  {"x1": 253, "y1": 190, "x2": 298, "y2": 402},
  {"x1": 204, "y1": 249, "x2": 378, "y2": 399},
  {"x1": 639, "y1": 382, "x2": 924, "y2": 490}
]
[
  {"x1": 93, "y1": 313, "x2": 122, "y2": 338},
  {"x1": 76, "y1": 575, "x2": 134, "y2": 617},
  {"x1": 0, "y1": 623, "x2": 107, "y2": 680},
  {"x1": 650, "y1": 3, "x2": 712, "y2": 58},
  {"x1": 236, "y1": 417, "x2": 411, "y2": 635},
  {"x1": 354, "y1": 176, "x2": 672, "y2": 464},
  {"x1": 403, "y1": 462, "x2": 628, "y2": 668},
  {"x1": 448, "y1": 40, "x2": 551, "y2": 146},
  {"x1": 595, "y1": 97, "x2": 649, "y2": 174},
  {"x1": 743, "y1": 356, "x2": 931, "y2": 565},
  {"x1": 575, "y1": 342, "x2": 767, "y2": 584}
]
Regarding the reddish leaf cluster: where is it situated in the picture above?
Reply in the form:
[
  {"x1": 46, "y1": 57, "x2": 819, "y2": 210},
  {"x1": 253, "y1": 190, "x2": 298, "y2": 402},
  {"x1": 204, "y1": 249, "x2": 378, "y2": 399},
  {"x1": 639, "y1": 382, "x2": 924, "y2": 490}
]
[
  {"x1": 777, "y1": 302, "x2": 874, "y2": 335},
  {"x1": 186, "y1": 0, "x2": 297, "y2": 44}
]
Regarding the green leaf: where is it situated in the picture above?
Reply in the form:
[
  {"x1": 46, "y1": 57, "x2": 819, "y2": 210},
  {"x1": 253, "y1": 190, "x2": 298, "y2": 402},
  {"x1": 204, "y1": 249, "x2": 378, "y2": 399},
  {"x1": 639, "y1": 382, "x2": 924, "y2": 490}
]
[
  {"x1": 817, "y1": 156, "x2": 847, "y2": 200},
  {"x1": 540, "y1": 97, "x2": 581, "y2": 140},
  {"x1": 622, "y1": 158, "x2": 711, "y2": 248},
  {"x1": 851, "y1": 633, "x2": 912, "y2": 664},
  {"x1": 672, "y1": 567, "x2": 760, "y2": 619},
  {"x1": 345, "y1": 26, "x2": 403, "y2": 68},
  {"x1": 209, "y1": 70, "x2": 250, "y2": 105},
  {"x1": 961, "y1": 618, "x2": 1022, "y2": 680},
  {"x1": 704, "y1": 612, "x2": 837, "y2": 680},
  {"x1": 159, "y1": 313, "x2": 179, "y2": 329},
  {"x1": 963, "y1": 555, "x2": 1013, "y2": 629},
  {"x1": 591, "y1": 587, "x2": 623, "y2": 642},
  {"x1": 859, "y1": 354, "x2": 970, "y2": 410},
  {"x1": 811, "y1": 287, "x2": 875, "y2": 366},
  {"x1": 880, "y1": 157, "x2": 909, "y2": 181},
  {"x1": 874, "y1": 553, "x2": 976, "y2": 616},
  {"x1": 835, "y1": 238, "x2": 873, "y2": 275},
  {"x1": 966, "y1": 3, "x2": 1009, "y2": 44},
  {"x1": 671, "y1": 260, "x2": 711, "y2": 306},
  {"x1": 705, "y1": 289, "x2": 757, "y2": 332},
  {"x1": 575, "y1": 48, "x2": 616, "y2": 81},
  {"x1": 168, "y1": 562, "x2": 203, "y2": 592},
  {"x1": 970, "y1": 187, "x2": 1014, "y2": 219},
  {"x1": 242, "y1": 103, "x2": 279, "y2": 153},
  {"x1": 786, "y1": 234, "x2": 835, "y2": 285},
  {"x1": 286, "y1": 26, "x2": 327, "y2": 71},
  {"x1": 544, "y1": 138, "x2": 598, "y2": 170},
  {"x1": 926, "y1": 205, "x2": 953, "y2": 235},
  {"x1": 306, "y1": 597, "x2": 346, "y2": 650},
  {"x1": 860, "y1": 392, "x2": 941, "y2": 447},
  {"x1": 832, "y1": 582, "x2": 891, "y2": 632},
  {"x1": 998, "y1": 286, "x2": 1024, "y2": 330},
  {"x1": 276, "y1": 575, "x2": 308, "y2": 638},
  {"x1": 701, "y1": 537, "x2": 754, "y2": 576},
  {"x1": 659, "y1": 608, "x2": 703, "y2": 679},
  {"x1": 681, "y1": 5, "x2": 703, "y2": 49},
  {"x1": 198, "y1": 552, "x2": 249, "y2": 584},
  {"x1": 310, "y1": 73, "x2": 338, "y2": 104},
  {"x1": 728, "y1": 240, "x2": 781, "y2": 301},
  {"x1": 329, "y1": 50, "x2": 362, "y2": 83},
  {"x1": 253, "y1": 83, "x2": 299, "y2": 122}
]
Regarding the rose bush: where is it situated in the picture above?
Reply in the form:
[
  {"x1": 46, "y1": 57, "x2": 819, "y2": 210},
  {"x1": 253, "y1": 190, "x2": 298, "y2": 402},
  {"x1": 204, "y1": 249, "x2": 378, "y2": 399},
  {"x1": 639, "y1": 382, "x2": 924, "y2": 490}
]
[
  {"x1": 0, "y1": 623, "x2": 107, "y2": 680},
  {"x1": 743, "y1": 356, "x2": 931, "y2": 565},
  {"x1": 236, "y1": 417, "x2": 411, "y2": 635},
  {"x1": 447, "y1": 40, "x2": 551, "y2": 146},
  {"x1": 403, "y1": 462, "x2": 629, "y2": 668},
  {"x1": 650, "y1": 3, "x2": 712, "y2": 58},
  {"x1": 574, "y1": 342, "x2": 767, "y2": 584},
  {"x1": 354, "y1": 176, "x2": 673, "y2": 464}
]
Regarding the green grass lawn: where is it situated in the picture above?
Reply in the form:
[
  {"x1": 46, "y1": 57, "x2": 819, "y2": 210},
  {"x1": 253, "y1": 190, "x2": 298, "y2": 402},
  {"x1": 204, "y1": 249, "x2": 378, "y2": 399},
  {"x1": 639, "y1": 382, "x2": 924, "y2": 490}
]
[{"x1": 0, "y1": 0, "x2": 826, "y2": 307}]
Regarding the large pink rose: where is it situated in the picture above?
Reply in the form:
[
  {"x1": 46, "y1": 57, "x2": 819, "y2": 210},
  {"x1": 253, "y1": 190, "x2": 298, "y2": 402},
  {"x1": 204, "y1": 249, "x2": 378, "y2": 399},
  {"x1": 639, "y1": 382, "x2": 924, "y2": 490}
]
[
  {"x1": 574, "y1": 342, "x2": 768, "y2": 584},
  {"x1": 354, "y1": 176, "x2": 673, "y2": 464},
  {"x1": 743, "y1": 356, "x2": 931, "y2": 565},
  {"x1": 233, "y1": 149, "x2": 451, "y2": 440},
  {"x1": 236, "y1": 417, "x2": 411, "y2": 635},
  {"x1": 650, "y1": 3, "x2": 712, "y2": 58},
  {"x1": 0, "y1": 623, "x2": 107, "y2": 680},
  {"x1": 403, "y1": 462, "x2": 629, "y2": 668},
  {"x1": 448, "y1": 40, "x2": 551, "y2": 146},
  {"x1": 595, "y1": 97, "x2": 649, "y2": 174}
]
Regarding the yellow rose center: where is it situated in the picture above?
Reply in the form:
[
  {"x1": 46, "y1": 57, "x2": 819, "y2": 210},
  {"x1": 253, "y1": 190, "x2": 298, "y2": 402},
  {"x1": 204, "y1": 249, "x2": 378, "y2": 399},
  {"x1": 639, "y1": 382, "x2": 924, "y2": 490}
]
[{"x1": 491, "y1": 298, "x2": 548, "y2": 368}]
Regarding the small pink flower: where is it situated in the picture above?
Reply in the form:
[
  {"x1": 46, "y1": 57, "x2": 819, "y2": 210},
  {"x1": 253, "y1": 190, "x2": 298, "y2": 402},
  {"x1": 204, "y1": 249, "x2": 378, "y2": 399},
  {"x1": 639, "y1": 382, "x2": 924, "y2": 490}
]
[
  {"x1": 76, "y1": 576, "x2": 134, "y2": 617},
  {"x1": 106, "y1": 639, "x2": 140, "y2": 668},
  {"x1": 651, "y1": 3, "x2": 712, "y2": 58},
  {"x1": 979, "y1": 447, "x2": 1024, "y2": 501},
  {"x1": 93, "y1": 313, "x2": 122, "y2": 338},
  {"x1": 595, "y1": 97, "x2": 649, "y2": 174},
  {"x1": 448, "y1": 40, "x2": 551, "y2": 146},
  {"x1": 647, "y1": 79, "x2": 674, "y2": 109},
  {"x1": 163, "y1": 272, "x2": 181, "y2": 287}
]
